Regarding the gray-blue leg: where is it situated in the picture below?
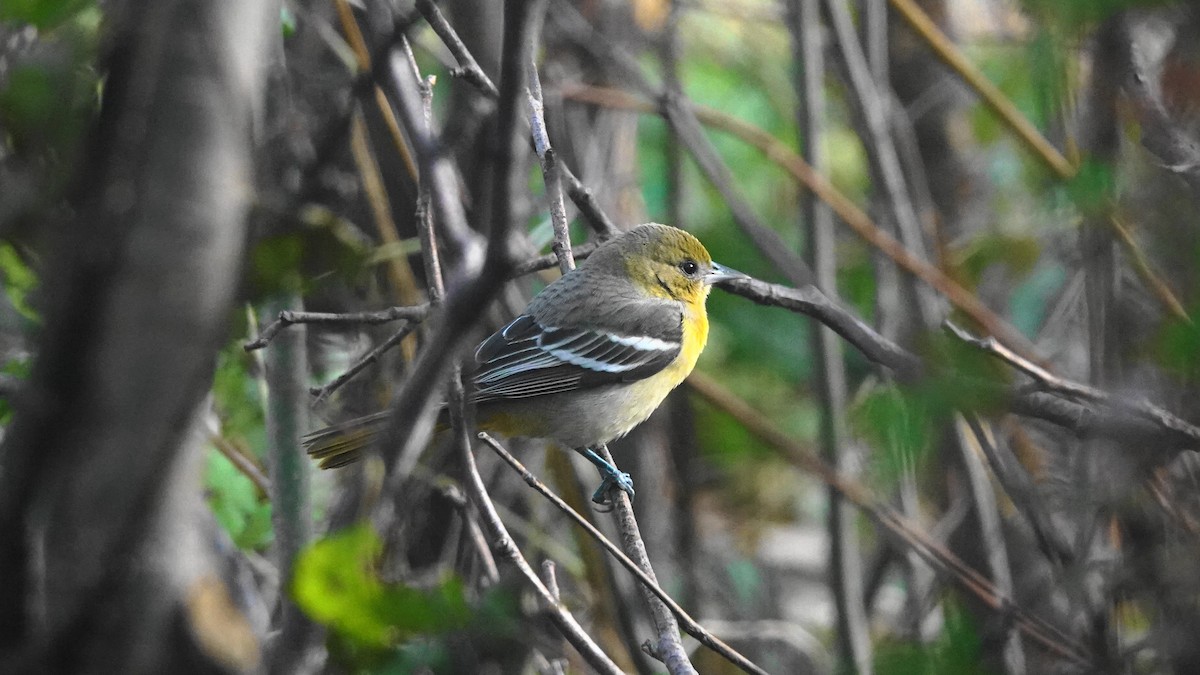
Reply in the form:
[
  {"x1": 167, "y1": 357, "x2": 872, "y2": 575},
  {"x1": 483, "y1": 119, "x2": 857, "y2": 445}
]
[{"x1": 578, "y1": 446, "x2": 635, "y2": 505}]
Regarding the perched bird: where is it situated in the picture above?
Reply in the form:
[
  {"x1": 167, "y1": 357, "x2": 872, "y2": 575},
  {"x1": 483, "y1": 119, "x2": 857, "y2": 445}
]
[{"x1": 304, "y1": 223, "x2": 745, "y2": 503}]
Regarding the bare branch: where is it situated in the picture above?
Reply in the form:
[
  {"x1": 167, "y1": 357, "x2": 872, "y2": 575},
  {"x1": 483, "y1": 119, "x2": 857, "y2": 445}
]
[
  {"x1": 478, "y1": 433, "x2": 769, "y2": 675},
  {"x1": 560, "y1": 83, "x2": 1045, "y2": 365},
  {"x1": 415, "y1": 0, "x2": 499, "y2": 99},
  {"x1": 945, "y1": 321, "x2": 1200, "y2": 446},
  {"x1": 886, "y1": 0, "x2": 1076, "y2": 180},
  {"x1": 527, "y1": 53, "x2": 575, "y2": 272},
  {"x1": 309, "y1": 321, "x2": 422, "y2": 404},
  {"x1": 244, "y1": 305, "x2": 430, "y2": 351},
  {"x1": 450, "y1": 423, "x2": 622, "y2": 673}
]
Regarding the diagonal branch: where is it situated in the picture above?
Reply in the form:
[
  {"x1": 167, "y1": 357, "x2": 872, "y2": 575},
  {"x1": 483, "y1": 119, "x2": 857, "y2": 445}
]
[
  {"x1": 559, "y1": 84, "x2": 1045, "y2": 365},
  {"x1": 886, "y1": 0, "x2": 1076, "y2": 180},
  {"x1": 478, "y1": 433, "x2": 768, "y2": 675},
  {"x1": 685, "y1": 372, "x2": 1094, "y2": 670}
]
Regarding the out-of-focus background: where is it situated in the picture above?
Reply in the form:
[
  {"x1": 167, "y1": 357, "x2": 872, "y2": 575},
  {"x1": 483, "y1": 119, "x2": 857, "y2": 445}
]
[{"x1": 4, "y1": 0, "x2": 1200, "y2": 673}]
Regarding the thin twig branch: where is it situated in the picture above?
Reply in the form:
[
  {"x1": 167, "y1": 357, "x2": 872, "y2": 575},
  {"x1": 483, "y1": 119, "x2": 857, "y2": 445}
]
[
  {"x1": 453, "y1": 424, "x2": 622, "y2": 673},
  {"x1": 723, "y1": 276, "x2": 1200, "y2": 449},
  {"x1": 886, "y1": 0, "x2": 1076, "y2": 180},
  {"x1": 945, "y1": 321, "x2": 1200, "y2": 446},
  {"x1": 309, "y1": 321, "x2": 422, "y2": 404},
  {"x1": 415, "y1": 0, "x2": 499, "y2": 99},
  {"x1": 1110, "y1": 214, "x2": 1191, "y2": 324},
  {"x1": 527, "y1": 54, "x2": 575, "y2": 273},
  {"x1": 953, "y1": 417, "x2": 1027, "y2": 675},
  {"x1": 549, "y1": 0, "x2": 814, "y2": 288},
  {"x1": 530, "y1": 45, "x2": 694, "y2": 672},
  {"x1": 436, "y1": 483, "x2": 501, "y2": 585},
  {"x1": 786, "y1": 1, "x2": 873, "y2": 669},
  {"x1": 478, "y1": 433, "x2": 769, "y2": 675},
  {"x1": 245, "y1": 305, "x2": 430, "y2": 351},
  {"x1": 210, "y1": 434, "x2": 271, "y2": 497}
]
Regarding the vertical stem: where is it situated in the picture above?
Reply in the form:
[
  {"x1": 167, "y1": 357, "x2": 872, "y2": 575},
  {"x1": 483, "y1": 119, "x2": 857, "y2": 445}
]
[
  {"x1": 788, "y1": 0, "x2": 874, "y2": 672},
  {"x1": 263, "y1": 291, "x2": 313, "y2": 670},
  {"x1": 959, "y1": 418, "x2": 1027, "y2": 675},
  {"x1": 662, "y1": 0, "x2": 684, "y2": 230}
]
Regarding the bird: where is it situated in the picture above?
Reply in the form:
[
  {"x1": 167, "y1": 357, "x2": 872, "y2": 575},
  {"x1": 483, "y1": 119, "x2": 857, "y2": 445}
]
[{"x1": 304, "y1": 223, "x2": 746, "y2": 504}]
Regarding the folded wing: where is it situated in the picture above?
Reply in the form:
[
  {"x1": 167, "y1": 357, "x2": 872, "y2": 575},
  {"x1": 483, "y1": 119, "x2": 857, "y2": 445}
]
[{"x1": 472, "y1": 306, "x2": 682, "y2": 403}]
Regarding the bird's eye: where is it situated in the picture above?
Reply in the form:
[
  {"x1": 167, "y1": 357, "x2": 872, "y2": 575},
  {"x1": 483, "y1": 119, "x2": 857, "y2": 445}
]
[{"x1": 679, "y1": 260, "x2": 699, "y2": 276}]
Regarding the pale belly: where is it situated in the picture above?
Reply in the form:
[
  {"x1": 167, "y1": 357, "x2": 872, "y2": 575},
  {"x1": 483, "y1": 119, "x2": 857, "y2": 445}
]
[{"x1": 478, "y1": 377, "x2": 677, "y2": 448}]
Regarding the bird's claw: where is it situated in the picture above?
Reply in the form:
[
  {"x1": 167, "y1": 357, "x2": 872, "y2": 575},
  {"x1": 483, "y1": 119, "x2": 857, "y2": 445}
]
[{"x1": 591, "y1": 469, "x2": 635, "y2": 507}]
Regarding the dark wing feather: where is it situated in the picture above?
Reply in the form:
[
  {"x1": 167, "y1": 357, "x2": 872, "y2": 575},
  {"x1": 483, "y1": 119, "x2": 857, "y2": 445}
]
[{"x1": 471, "y1": 305, "x2": 683, "y2": 403}]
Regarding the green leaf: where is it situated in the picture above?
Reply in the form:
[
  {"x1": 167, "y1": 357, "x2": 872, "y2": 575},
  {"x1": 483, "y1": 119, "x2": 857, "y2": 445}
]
[
  {"x1": 204, "y1": 449, "x2": 272, "y2": 550},
  {"x1": 0, "y1": 0, "x2": 91, "y2": 29},
  {"x1": 250, "y1": 234, "x2": 304, "y2": 296},
  {"x1": 293, "y1": 526, "x2": 472, "y2": 649},
  {"x1": 0, "y1": 356, "x2": 32, "y2": 424},
  {"x1": 0, "y1": 243, "x2": 39, "y2": 324},
  {"x1": 279, "y1": 6, "x2": 296, "y2": 38},
  {"x1": 212, "y1": 345, "x2": 266, "y2": 456},
  {"x1": 1155, "y1": 313, "x2": 1200, "y2": 378}
]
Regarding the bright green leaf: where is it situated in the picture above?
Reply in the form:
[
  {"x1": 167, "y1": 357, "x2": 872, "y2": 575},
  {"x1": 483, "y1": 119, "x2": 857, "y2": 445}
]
[
  {"x1": 0, "y1": 243, "x2": 39, "y2": 324},
  {"x1": 293, "y1": 526, "x2": 473, "y2": 650}
]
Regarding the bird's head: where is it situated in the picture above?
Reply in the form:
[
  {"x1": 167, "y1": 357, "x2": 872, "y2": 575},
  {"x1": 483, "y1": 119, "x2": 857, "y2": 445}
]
[{"x1": 597, "y1": 223, "x2": 745, "y2": 305}]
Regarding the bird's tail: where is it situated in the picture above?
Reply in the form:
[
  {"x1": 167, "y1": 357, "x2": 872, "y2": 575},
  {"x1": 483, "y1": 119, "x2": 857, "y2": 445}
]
[
  {"x1": 302, "y1": 408, "x2": 457, "y2": 469},
  {"x1": 302, "y1": 411, "x2": 393, "y2": 469}
]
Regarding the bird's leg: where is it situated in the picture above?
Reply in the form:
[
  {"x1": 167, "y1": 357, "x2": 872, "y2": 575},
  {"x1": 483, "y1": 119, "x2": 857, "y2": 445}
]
[{"x1": 578, "y1": 446, "x2": 635, "y2": 505}]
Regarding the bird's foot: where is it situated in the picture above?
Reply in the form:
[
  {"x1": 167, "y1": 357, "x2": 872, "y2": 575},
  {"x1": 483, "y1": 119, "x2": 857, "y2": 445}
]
[
  {"x1": 579, "y1": 446, "x2": 635, "y2": 508},
  {"x1": 591, "y1": 469, "x2": 635, "y2": 508}
]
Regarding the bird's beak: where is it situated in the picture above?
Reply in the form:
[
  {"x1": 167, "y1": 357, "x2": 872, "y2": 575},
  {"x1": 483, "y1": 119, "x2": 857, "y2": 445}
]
[{"x1": 704, "y1": 262, "x2": 749, "y2": 286}]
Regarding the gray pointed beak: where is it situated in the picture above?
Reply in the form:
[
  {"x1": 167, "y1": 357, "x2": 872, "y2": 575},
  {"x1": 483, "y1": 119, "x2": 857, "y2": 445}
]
[{"x1": 704, "y1": 262, "x2": 749, "y2": 285}]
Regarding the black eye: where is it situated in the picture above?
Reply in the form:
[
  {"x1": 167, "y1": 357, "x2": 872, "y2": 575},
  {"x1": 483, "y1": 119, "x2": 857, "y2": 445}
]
[{"x1": 679, "y1": 260, "x2": 699, "y2": 276}]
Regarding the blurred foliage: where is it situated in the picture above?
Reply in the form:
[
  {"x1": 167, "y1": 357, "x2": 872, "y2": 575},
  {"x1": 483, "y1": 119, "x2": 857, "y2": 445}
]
[
  {"x1": 0, "y1": 243, "x2": 38, "y2": 325},
  {"x1": 294, "y1": 526, "x2": 469, "y2": 649},
  {"x1": 212, "y1": 344, "x2": 267, "y2": 455},
  {"x1": 0, "y1": 0, "x2": 90, "y2": 30},
  {"x1": 205, "y1": 449, "x2": 273, "y2": 550},
  {"x1": 852, "y1": 383, "x2": 937, "y2": 487},
  {"x1": 0, "y1": 5, "x2": 99, "y2": 155},
  {"x1": 206, "y1": 344, "x2": 271, "y2": 549},
  {"x1": 293, "y1": 525, "x2": 523, "y2": 672},
  {"x1": 1020, "y1": 0, "x2": 1176, "y2": 31},
  {"x1": 874, "y1": 601, "x2": 986, "y2": 675},
  {"x1": 1154, "y1": 309, "x2": 1200, "y2": 378}
]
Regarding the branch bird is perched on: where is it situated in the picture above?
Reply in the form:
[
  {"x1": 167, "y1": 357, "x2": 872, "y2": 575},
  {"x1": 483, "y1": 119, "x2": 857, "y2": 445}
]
[{"x1": 305, "y1": 223, "x2": 745, "y2": 504}]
